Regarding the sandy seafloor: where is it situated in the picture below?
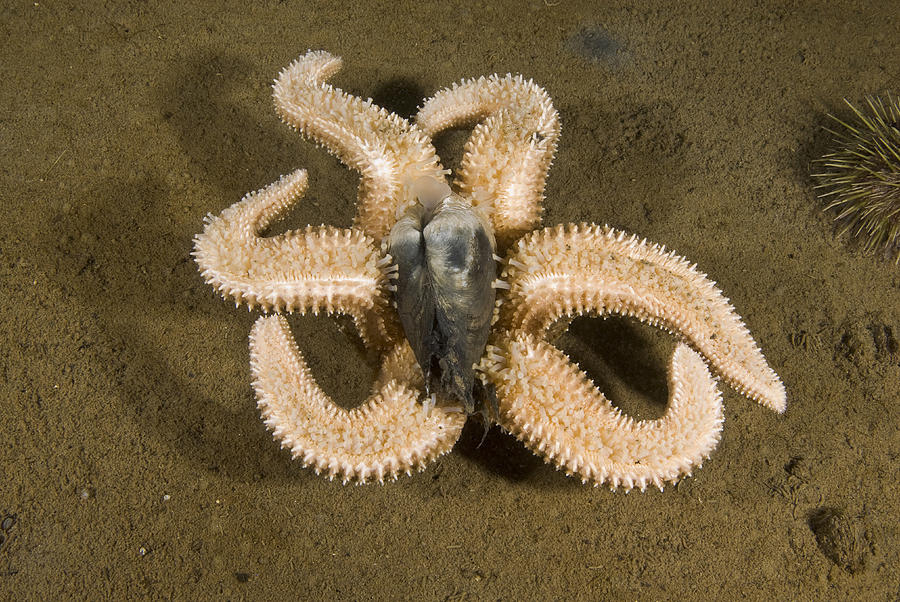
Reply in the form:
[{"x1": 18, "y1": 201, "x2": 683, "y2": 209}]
[{"x1": 2, "y1": 0, "x2": 899, "y2": 599}]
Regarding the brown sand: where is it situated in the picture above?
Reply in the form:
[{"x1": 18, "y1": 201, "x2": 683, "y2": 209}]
[{"x1": 1, "y1": 1, "x2": 898, "y2": 599}]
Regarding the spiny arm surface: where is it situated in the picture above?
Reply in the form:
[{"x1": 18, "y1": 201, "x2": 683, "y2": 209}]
[
  {"x1": 500, "y1": 224, "x2": 786, "y2": 412},
  {"x1": 487, "y1": 336, "x2": 723, "y2": 491},
  {"x1": 250, "y1": 315, "x2": 466, "y2": 484},
  {"x1": 193, "y1": 169, "x2": 392, "y2": 342},
  {"x1": 416, "y1": 74, "x2": 560, "y2": 247},
  {"x1": 273, "y1": 51, "x2": 446, "y2": 241}
]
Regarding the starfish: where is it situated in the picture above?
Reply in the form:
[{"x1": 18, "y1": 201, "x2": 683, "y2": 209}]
[{"x1": 194, "y1": 51, "x2": 785, "y2": 490}]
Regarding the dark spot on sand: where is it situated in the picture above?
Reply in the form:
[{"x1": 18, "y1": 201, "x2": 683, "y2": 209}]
[
  {"x1": 568, "y1": 26, "x2": 626, "y2": 66},
  {"x1": 808, "y1": 507, "x2": 869, "y2": 574}
]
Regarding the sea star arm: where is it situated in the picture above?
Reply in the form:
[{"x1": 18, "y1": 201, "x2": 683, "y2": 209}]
[
  {"x1": 415, "y1": 75, "x2": 560, "y2": 246},
  {"x1": 499, "y1": 224, "x2": 786, "y2": 412},
  {"x1": 486, "y1": 334, "x2": 723, "y2": 491},
  {"x1": 273, "y1": 50, "x2": 446, "y2": 241},
  {"x1": 250, "y1": 315, "x2": 466, "y2": 483},
  {"x1": 193, "y1": 168, "x2": 394, "y2": 344}
]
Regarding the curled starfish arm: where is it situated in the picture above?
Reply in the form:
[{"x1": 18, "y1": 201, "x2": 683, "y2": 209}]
[
  {"x1": 250, "y1": 315, "x2": 466, "y2": 483},
  {"x1": 415, "y1": 75, "x2": 560, "y2": 245},
  {"x1": 272, "y1": 50, "x2": 445, "y2": 240},
  {"x1": 487, "y1": 335, "x2": 723, "y2": 491},
  {"x1": 193, "y1": 169, "x2": 394, "y2": 343},
  {"x1": 500, "y1": 224, "x2": 786, "y2": 412}
]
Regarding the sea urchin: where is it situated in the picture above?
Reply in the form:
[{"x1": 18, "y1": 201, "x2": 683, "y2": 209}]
[{"x1": 812, "y1": 94, "x2": 900, "y2": 261}]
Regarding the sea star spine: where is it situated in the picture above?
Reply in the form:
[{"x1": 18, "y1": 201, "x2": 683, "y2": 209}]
[{"x1": 250, "y1": 315, "x2": 466, "y2": 484}]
